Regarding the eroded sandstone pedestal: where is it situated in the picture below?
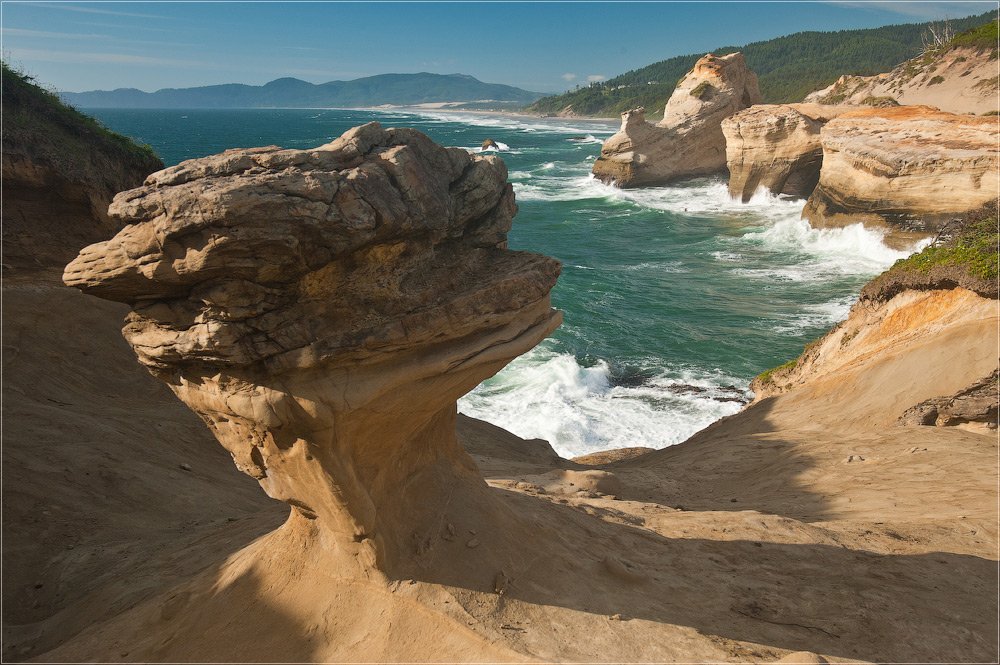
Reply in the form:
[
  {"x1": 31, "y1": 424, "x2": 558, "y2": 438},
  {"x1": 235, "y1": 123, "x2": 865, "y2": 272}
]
[
  {"x1": 64, "y1": 122, "x2": 561, "y2": 576},
  {"x1": 592, "y1": 52, "x2": 761, "y2": 187}
]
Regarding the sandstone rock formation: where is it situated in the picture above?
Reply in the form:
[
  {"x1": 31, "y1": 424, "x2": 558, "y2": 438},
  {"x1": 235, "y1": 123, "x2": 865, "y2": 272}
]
[
  {"x1": 802, "y1": 106, "x2": 999, "y2": 237},
  {"x1": 481, "y1": 138, "x2": 500, "y2": 151},
  {"x1": 63, "y1": 122, "x2": 562, "y2": 577},
  {"x1": 592, "y1": 53, "x2": 761, "y2": 187},
  {"x1": 722, "y1": 104, "x2": 853, "y2": 202},
  {"x1": 898, "y1": 369, "x2": 998, "y2": 429},
  {"x1": 806, "y1": 46, "x2": 999, "y2": 115}
]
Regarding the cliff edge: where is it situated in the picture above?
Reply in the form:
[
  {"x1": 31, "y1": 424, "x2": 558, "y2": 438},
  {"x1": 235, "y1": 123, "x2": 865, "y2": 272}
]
[{"x1": 1, "y1": 63, "x2": 163, "y2": 271}]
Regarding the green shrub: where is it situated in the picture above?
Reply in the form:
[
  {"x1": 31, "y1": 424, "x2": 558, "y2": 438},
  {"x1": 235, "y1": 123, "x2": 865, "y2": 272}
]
[
  {"x1": 949, "y1": 19, "x2": 999, "y2": 52},
  {"x1": 861, "y1": 95, "x2": 900, "y2": 106},
  {"x1": 2, "y1": 61, "x2": 159, "y2": 168},
  {"x1": 887, "y1": 205, "x2": 998, "y2": 281},
  {"x1": 928, "y1": 75, "x2": 945, "y2": 85},
  {"x1": 756, "y1": 359, "x2": 797, "y2": 386},
  {"x1": 690, "y1": 81, "x2": 714, "y2": 99}
]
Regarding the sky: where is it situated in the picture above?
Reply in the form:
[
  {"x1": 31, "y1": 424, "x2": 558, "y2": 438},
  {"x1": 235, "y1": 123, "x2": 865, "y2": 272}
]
[{"x1": 2, "y1": 1, "x2": 996, "y2": 93}]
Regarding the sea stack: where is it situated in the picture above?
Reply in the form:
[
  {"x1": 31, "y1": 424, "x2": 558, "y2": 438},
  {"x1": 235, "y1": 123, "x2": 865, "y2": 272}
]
[
  {"x1": 721, "y1": 104, "x2": 854, "y2": 202},
  {"x1": 592, "y1": 52, "x2": 761, "y2": 187},
  {"x1": 63, "y1": 122, "x2": 562, "y2": 577}
]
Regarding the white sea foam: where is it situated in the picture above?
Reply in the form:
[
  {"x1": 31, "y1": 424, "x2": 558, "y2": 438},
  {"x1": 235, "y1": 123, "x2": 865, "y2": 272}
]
[
  {"x1": 567, "y1": 134, "x2": 604, "y2": 144},
  {"x1": 402, "y1": 110, "x2": 617, "y2": 136},
  {"x1": 464, "y1": 140, "x2": 515, "y2": 154},
  {"x1": 619, "y1": 260, "x2": 687, "y2": 273},
  {"x1": 771, "y1": 295, "x2": 857, "y2": 333},
  {"x1": 734, "y1": 217, "x2": 929, "y2": 282},
  {"x1": 458, "y1": 344, "x2": 747, "y2": 458}
]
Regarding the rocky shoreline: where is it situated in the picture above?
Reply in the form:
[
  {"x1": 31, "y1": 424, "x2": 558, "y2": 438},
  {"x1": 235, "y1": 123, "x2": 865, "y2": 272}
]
[
  {"x1": 3, "y1": 40, "x2": 998, "y2": 662},
  {"x1": 591, "y1": 40, "x2": 999, "y2": 241}
]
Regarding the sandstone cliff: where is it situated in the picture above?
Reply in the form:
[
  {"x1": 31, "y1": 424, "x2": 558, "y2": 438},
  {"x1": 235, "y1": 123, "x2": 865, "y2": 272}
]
[
  {"x1": 801, "y1": 105, "x2": 998, "y2": 240},
  {"x1": 64, "y1": 122, "x2": 562, "y2": 578},
  {"x1": 721, "y1": 104, "x2": 854, "y2": 202},
  {"x1": 1, "y1": 64, "x2": 163, "y2": 271},
  {"x1": 754, "y1": 205, "x2": 998, "y2": 417},
  {"x1": 592, "y1": 53, "x2": 761, "y2": 187}
]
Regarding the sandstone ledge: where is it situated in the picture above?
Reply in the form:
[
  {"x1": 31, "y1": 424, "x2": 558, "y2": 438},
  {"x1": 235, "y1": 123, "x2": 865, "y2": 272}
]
[{"x1": 802, "y1": 106, "x2": 999, "y2": 236}]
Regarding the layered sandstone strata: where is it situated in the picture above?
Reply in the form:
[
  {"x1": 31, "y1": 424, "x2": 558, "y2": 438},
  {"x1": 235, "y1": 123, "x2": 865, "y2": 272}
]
[
  {"x1": 721, "y1": 104, "x2": 854, "y2": 202},
  {"x1": 64, "y1": 122, "x2": 561, "y2": 577},
  {"x1": 592, "y1": 52, "x2": 761, "y2": 187},
  {"x1": 802, "y1": 106, "x2": 999, "y2": 236}
]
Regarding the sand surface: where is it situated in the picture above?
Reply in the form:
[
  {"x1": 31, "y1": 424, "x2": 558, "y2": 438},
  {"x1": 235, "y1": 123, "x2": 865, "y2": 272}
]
[{"x1": 3, "y1": 272, "x2": 997, "y2": 662}]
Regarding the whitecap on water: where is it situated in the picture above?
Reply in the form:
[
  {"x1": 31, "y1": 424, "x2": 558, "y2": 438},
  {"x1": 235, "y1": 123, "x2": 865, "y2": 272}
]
[
  {"x1": 770, "y1": 295, "x2": 857, "y2": 333},
  {"x1": 733, "y1": 218, "x2": 929, "y2": 282},
  {"x1": 458, "y1": 343, "x2": 747, "y2": 459},
  {"x1": 403, "y1": 110, "x2": 617, "y2": 136}
]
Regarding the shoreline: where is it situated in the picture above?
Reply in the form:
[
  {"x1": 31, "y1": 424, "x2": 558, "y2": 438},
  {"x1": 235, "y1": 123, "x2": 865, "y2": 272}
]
[{"x1": 365, "y1": 104, "x2": 620, "y2": 127}]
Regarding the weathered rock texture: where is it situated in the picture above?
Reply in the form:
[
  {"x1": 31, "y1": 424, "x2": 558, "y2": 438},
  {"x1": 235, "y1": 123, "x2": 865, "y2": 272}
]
[
  {"x1": 806, "y1": 46, "x2": 999, "y2": 115},
  {"x1": 721, "y1": 104, "x2": 855, "y2": 202},
  {"x1": 592, "y1": 53, "x2": 761, "y2": 187},
  {"x1": 2, "y1": 65, "x2": 163, "y2": 270},
  {"x1": 802, "y1": 106, "x2": 999, "y2": 238},
  {"x1": 63, "y1": 122, "x2": 562, "y2": 576},
  {"x1": 898, "y1": 369, "x2": 999, "y2": 429}
]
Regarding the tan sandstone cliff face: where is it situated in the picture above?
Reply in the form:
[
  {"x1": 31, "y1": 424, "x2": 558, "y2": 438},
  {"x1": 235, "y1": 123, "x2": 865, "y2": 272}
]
[
  {"x1": 592, "y1": 52, "x2": 762, "y2": 187},
  {"x1": 63, "y1": 122, "x2": 562, "y2": 578},
  {"x1": 802, "y1": 106, "x2": 999, "y2": 239},
  {"x1": 806, "y1": 46, "x2": 999, "y2": 115},
  {"x1": 752, "y1": 286, "x2": 998, "y2": 427},
  {"x1": 721, "y1": 104, "x2": 855, "y2": 202}
]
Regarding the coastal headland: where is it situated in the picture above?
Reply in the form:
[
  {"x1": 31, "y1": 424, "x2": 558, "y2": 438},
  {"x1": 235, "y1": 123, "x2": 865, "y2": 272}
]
[{"x1": 2, "y1": 13, "x2": 998, "y2": 662}]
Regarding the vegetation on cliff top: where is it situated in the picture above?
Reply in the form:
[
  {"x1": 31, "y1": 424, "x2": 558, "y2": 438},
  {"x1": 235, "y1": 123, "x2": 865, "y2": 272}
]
[
  {"x1": 948, "y1": 19, "x2": 1000, "y2": 53},
  {"x1": 527, "y1": 11, "x2": 997, "y2": 118},
  {"x1": 867, "y1": 203, "x2": 999, "y2": 293},
  {"x1": 3, "y1": 62, "x2": 161, "y2": 176}
]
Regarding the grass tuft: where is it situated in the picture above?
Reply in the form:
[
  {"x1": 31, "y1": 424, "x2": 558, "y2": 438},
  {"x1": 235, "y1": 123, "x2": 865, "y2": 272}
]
[
  {"x1": 888, "y1": 208, "x2": 998, "y2": 281},
  {"x1": 690, "y1": 81, "x2": 714, "y2": 100}
]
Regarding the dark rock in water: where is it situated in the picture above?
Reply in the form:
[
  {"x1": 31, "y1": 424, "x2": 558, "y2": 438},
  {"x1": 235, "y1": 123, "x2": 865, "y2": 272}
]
[
  {"x1": 666, "y1": 382, "x2": 751, "y2": 405},
  {"x1": 667, "y1": 384, "x2": 707, "y2": 396},
  {"x1": 610, "y1": 366, "x2": 656, "y2": 388},
  {"x1": 568, "y1": 136, "x2": 589, "y2": 142},
  {"x1": 482, "y1": 138, "x2": 500, "y2": 151}
]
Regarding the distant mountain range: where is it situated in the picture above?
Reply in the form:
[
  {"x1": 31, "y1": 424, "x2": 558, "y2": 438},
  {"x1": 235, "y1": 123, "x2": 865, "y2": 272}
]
[
  {"x1": 61, "y1": 72, "x2": 545, "y2": 109},
  {"x1": 528, "y1": 10, "x2": 998, "y2": 118}
]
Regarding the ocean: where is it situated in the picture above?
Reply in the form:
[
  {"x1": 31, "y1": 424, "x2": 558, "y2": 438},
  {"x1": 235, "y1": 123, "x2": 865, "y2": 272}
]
[{"x1": 87, "y1": 107, "x2": 922, "y2": 458}]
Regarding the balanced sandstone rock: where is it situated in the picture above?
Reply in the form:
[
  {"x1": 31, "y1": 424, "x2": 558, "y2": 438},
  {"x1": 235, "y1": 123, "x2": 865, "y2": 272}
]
[
  {"x1": 64, "y1": 122, "x2": 562, "y2": 576},
  {"x1": 592, "y1": 52, "x2": 761, "y2": 187},
  {"x1": 803, "y1": 106, "x2": 999, "y2": 238},
  {"x1": 722, "y1": 103, "x2": 854, "y2": 202}
]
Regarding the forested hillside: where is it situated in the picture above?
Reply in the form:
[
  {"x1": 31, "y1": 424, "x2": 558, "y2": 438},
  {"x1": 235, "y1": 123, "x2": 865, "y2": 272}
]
[{"x1": 528, "y1": 11, "x2": 996, "y2": 118}]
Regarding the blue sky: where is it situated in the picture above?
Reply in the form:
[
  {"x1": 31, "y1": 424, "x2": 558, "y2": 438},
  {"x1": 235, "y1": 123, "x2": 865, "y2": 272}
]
[{"x1": 2, "y1": 1, "x2": 996, "y2": 93}]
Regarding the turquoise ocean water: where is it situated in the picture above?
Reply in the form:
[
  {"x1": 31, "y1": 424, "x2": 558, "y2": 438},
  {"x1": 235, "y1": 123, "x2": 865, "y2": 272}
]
[{"x1": 88, "y1": 108, "x2": 921, "y2": 457}]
